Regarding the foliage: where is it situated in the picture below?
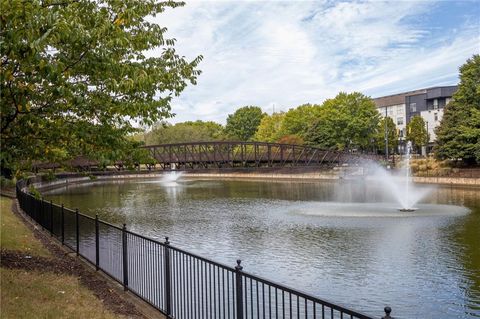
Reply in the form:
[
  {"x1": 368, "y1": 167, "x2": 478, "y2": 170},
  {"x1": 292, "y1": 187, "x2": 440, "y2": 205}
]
[
  {"x1": 280, "y1": 104, "x2": 321, "y2": 138},
  {"x1": 0, "y1": 0, "x2": 202, "y2": 177},
  {"x1": 0, "y1": 176, "x2": 16, "y2": 188},
  {"x1": 406, "y1": 115, "x2": 428, "y2": 152},
  {"x1": 277, "y1": 134, "x2": 304, "y2": 145},
  {"x1": 43, "y1": 170, "x2": 56, "y2": 182},
  {"x1": 374, "y1": 117, "x2": 398, "y2": 154},
  {"x1": 144, "y1": 120, "x2": 225, "y2": 145},
  {"x1": 304, "y1": 92, "x2": 380, "y2": 150},
  {"x1": 435, "y1": 55, "x2": 480, "y2": 164},
  {"x1": 225, "y1": 106, "x2": 265, "y2": 141},
  {"x1": 28, "y1": 185, "x2": 41, "y2": 200},
  {"x1": 254, "y1": 112, "x2": 285, "y2": 142}
]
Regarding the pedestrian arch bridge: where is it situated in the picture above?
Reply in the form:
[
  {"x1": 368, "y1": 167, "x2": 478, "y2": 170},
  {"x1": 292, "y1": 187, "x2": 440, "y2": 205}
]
[
  {"x1": 141, "y1": 141, "x2": 379, "y2": 170},
  {"x1": 33, "y1": 141, "x2": 381, "y2": 171}
]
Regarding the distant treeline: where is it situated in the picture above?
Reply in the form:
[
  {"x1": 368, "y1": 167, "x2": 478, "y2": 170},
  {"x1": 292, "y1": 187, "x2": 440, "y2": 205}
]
[{"x1": 137, "y1": 92, "x2": 403, "y2": 154}]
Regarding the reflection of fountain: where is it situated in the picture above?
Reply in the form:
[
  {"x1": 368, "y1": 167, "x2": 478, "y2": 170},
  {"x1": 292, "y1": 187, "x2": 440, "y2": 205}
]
[
  {"x1": 160, "y1": 171, "x2": 184, "y2": 184},
  {"x1": 160, "y1": 172, "x2": 185, "y2": 203}
]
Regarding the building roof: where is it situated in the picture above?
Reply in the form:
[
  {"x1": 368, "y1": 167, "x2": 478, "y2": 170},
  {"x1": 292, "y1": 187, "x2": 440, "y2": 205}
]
[{"x1": 373, "y1": 85, "x2": 457, "y2": 108}]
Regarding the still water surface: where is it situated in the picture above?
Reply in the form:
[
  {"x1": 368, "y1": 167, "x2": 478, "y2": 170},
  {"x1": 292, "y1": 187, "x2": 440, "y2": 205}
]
[{"x1": 44, "y1": 178, "x2": 480, "y2": 319}]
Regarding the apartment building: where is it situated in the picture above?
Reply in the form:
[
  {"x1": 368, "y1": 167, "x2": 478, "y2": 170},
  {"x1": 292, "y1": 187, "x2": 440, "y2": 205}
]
[{"x1": 373, "y1": 85, "x2": 457, "y2": 153}]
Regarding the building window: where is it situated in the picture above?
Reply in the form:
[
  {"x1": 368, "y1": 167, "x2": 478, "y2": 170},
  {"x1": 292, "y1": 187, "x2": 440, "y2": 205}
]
[
  {"x1": 397, "y1": 105, "x2": 403, "y2": 114},
  {"x1": 397, "y1": 117, "x2": 404, "y2": 125},
  {"x1": 434, "y1": 113, "x2": 438, "y2": 121},
  {"x1": 399, "y1": 129, "x2": 404, "y2": 137},
  {"x1": 410, "y1": 103, "x2": 416, "y2": 112},
  {"x1": 433, "y1": 99, "x2": 438, "y2": 109}
]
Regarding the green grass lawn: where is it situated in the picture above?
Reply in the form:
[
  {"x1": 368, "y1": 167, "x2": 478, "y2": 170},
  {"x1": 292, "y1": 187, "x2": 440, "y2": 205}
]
[
  {"x1": 0, "y1": 197, "x2": 50, "y2": 256},
  {"x1": 1, "y1": 268, "x2": 120, "y2": 319},
  {"x1": 0, "y1": 196, "x2": 123, "y2": 319}
]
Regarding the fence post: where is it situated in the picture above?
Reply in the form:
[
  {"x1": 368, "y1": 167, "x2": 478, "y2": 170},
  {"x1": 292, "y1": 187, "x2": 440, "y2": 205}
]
[
  {"x1": 61, "y1": 204, "x2": 65, "y2": 245},
  {"x1": 382, "y1": 306, "x2": 393, "y2": 319},
  {"x1": 75, "y1": 208, "x2": 79, "y2": 256},
  {"x1": 235, "y1": 259, "x2": 244, "y2": 319},
  {"x1": 35, "y1": 197, "x2": 39, "y2": 222},
  {"x1": 95, "y1": 214, "x2": 99, "y2": 271},
  {"x1": 122, "y1": 224, "x2": 128, "y2": 291},
  {"x1": 40, "y1": 197, "x2": 44, "y2": 228},
  {"x1": 164, "y1": 236, "x2": 172, "y2": 318},
  {"x1": 49, "y1": 200, "x2": 54, "y2": 236}
]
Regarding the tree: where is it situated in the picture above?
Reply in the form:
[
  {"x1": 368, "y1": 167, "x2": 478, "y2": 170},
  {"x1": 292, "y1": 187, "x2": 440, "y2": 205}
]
[
  {"x1": 280, "y1": 104, "x2": 322, "y2": 138},
  {"x1": 254, "y1": 112, "x2": 285, "y2": 142},
  {"x1": 277, "y1": 135, "x2": 304, "y2": 145},
  {"x1": 0, "y1": 0, "x2": 202, "y2": 177},
  {"x1": 406, "y1": 115, "x2": 428, "y2": 153},
  {"x1": 143, "y1": 121, "x2": 224, "y2": 145},
  {"x1": 304, "y1": 92, "x2": 380, "y2": 151},
  {"x1": 225, "y1": 106, "x2": 265, "y2": 141},
  {"x1": 374, "y1": 117, "x2": 398, "y2": 155},
  {"x1": 435, "y1": 55, "x2": 480, "y2": 164}
]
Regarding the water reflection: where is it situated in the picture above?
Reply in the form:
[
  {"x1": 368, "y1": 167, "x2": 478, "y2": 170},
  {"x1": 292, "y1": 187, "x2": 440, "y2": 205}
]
[{"x1": 44, "y1": 178, "x2": 480, "y2": 319}]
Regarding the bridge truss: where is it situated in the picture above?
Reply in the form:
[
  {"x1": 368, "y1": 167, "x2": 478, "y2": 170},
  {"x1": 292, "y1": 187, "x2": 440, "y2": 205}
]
[{"x1": 143, "y1": 141, "x2": 376, "y2": 170}]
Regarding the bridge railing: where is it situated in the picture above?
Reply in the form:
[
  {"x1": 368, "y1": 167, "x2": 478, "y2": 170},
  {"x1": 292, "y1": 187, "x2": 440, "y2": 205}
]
[
  {"x1": 16, "y1": 178, "x2": 388, "y2": 319},
  {"x1": 142, "y1": 141, "x2": 373, "y2": 170}
]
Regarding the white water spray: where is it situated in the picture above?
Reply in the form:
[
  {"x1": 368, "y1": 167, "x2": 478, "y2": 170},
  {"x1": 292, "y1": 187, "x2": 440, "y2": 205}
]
[
  {"x1": 400, "y1": 141, "x2": 415, "y2": 211},
  {"x1": 364, "y1": 144, "x2": 430, "y2": 211}
]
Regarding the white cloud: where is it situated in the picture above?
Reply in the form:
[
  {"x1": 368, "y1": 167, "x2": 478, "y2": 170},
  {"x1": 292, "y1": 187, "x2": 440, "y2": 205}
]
[{"x1": 148, "y1": 0, "x2": 480, "y2": 124}]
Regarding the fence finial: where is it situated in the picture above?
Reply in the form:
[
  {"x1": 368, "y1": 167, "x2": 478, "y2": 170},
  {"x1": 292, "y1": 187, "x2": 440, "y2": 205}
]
[
  {"x1": 382, "y1": 306, "x2": 393, "y2": 319},
  {"x1": 235, "y1": 259, "x2": 243, "y2": 271},
  {"x1": 165, "y1": 236, "x2": 170, "y2": 245}
]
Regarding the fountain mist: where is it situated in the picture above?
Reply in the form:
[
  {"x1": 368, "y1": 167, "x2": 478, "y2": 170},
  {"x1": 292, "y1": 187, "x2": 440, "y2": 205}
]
[{"x1": 365, "y1": 145, "x2": 430, "y2": 211}]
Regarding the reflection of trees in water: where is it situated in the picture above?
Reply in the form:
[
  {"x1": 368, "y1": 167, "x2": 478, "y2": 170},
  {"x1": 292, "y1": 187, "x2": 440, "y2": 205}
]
[{"x1": 440, "y1": 187, "x2": 480, "y2": 301}]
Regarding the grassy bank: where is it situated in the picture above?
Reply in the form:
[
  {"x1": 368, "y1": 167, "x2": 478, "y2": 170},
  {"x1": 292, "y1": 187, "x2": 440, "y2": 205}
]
[
  {"x1": 0, "y1": 197, "x2": 122, "y2": 319},
  {"x1": 0, "y1": 197, "x2": 49, "y2": 256}
]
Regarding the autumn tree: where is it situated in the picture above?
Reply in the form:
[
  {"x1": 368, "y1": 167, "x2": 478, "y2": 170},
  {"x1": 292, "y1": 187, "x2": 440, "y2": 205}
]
[
  {"x1": 225, "y1": 106, "x2": 265, "y2": 141},
  {"x1": 277, "y1": 135, "x2": 304, "y2": 145},
  {"x1": 0, "y1": 0, "x2": 202, "y2": 177},
  {"x1": 435, "y1": 55, "x2": 480, "y2": 164},
  {"x1": 406, "y1": 115, "x2": 428, "y2": 153}
]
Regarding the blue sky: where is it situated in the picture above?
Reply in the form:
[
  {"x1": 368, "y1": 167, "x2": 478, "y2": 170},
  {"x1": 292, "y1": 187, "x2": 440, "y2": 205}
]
[{"x1": 150, "y1": 0, "x2": 480, "y2": 124}]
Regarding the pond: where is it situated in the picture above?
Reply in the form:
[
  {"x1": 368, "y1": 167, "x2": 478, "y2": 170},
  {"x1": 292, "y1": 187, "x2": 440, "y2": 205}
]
[{"x1": 44, "y1": 177, "x2": 480, "y2": 319}]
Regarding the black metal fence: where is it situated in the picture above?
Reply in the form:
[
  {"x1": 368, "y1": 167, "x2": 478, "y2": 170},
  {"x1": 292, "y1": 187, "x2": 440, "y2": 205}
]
[{"x1": 16, "y1": 180, "x2": 381, "y2": 319}]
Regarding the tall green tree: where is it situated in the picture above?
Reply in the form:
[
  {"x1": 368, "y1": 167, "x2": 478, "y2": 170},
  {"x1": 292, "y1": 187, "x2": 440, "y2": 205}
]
[
  {"x1": 143, "y1": 121, "x2": 224, "y2": 145},
  {"x1": 254, "y1": 112, "x2": 285, "y2": 142},
  {"x1": 280, "y1": 104, "x2": 321, "y2": 138},
  {"x1": 375, "y1": 117, "x2": 398, "y2": 154},
  {"x1": 225, "y1": 106, "x2": 265, "y2": 141},
  {"x1": 304, "y1": 92, "x2": 379, "y2": 150},
  {"x1": 406, "y1": 115, "x2": 428, "y2": 153},
  {"x1": 435, "y1": 55, "x2": 480, "y2": 164},
  {"x1": 0, "y1": 0, "x2": 202, "y2": 176}
]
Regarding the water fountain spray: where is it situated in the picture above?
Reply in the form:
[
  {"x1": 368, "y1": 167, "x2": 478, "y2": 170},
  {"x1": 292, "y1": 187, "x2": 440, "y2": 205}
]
[{"x1": 399, "y1": 141, "x2": 416, "y2": 212}]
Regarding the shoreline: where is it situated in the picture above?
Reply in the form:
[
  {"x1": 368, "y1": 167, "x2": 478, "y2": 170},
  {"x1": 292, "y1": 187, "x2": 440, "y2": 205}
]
[{"x1": 23, "y1": 170, "x2": 480, "y2": 193}]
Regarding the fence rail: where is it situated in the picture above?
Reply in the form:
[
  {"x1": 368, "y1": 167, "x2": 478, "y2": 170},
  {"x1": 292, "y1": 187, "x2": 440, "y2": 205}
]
[{"x1": 16, "y1": 179, "x2": 386, "y2": 319}]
